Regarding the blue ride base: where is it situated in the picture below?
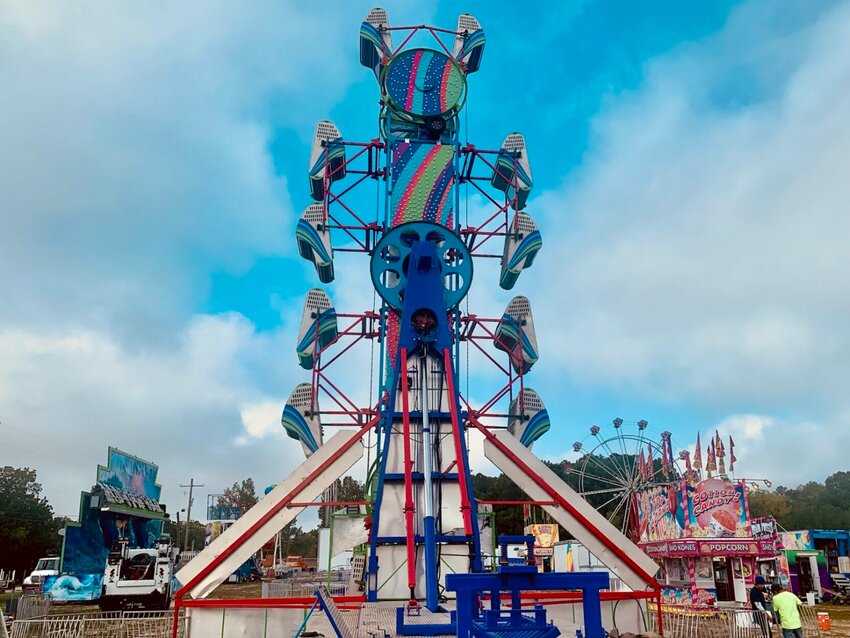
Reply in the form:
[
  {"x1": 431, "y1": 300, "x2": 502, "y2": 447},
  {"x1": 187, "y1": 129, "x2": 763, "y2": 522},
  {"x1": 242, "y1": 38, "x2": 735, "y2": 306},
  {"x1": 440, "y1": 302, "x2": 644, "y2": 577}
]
[{"x1": 395, "y1": 536, "x2": 608, "y2": 638}]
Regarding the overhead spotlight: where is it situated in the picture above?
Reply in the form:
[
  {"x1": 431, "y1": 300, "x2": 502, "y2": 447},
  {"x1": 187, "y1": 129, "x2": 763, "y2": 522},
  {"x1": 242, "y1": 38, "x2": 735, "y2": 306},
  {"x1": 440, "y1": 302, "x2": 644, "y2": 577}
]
[{"x1": 425, "y1": 115, "x2": 447, "y2": 138}]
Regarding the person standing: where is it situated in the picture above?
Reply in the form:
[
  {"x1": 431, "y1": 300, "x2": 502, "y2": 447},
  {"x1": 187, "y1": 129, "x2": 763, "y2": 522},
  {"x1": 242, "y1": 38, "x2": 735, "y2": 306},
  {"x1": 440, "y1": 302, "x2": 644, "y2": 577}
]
[
  {"x1": 771, "y1": 583, "x2": 804, "y2": 638},
  {"x1": 751, "y1": 576, "x2": 772, "y2": 638}
]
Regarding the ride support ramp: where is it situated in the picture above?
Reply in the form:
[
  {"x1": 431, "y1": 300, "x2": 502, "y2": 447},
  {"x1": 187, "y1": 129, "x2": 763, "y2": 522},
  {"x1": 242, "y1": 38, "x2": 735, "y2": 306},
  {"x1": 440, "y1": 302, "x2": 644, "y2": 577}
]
[
  {"x1": 481, "y1": 428, "x2": 660, "y2": 592},
  {"x1": 175, "y1": 430, "x2": 366, "y2": 600}
]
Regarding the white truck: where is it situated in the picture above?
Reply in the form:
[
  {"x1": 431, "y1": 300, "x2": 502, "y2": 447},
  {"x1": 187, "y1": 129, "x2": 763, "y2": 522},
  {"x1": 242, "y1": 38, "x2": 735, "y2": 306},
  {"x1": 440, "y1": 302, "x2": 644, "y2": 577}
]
[
  {"x1": 22, "y1": 557, "x2": 59, "y2": 591},
  {"x1": 99, "y1": 537, "x2": 176, "y2": 611}
]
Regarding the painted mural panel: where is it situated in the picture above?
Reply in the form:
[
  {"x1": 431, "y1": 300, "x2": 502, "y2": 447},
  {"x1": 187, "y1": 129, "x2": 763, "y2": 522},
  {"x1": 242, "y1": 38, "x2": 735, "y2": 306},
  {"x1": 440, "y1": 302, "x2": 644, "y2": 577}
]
[
  {"x1": 686, "y1": 478, "x2": 749, "y2": 538},
  {"x1": 524, "y1": 524, "x2": 559, "y2": 549},
  {"x1": 780, "y1": 530, "x2": 813, "y2": 550},
  {"x1": 42, "y1": 574, "x2": 103, "y2": 602},
  {"x1": 97, "y1": 448, "x2": 162, "y2": 501},
  {"x1": 637, "y1": 484, "x2": 686, "y2": 543}
]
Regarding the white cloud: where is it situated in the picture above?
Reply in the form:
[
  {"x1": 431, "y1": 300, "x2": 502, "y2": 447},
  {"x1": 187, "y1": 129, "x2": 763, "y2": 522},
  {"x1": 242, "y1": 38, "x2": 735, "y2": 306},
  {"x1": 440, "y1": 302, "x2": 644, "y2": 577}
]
[
  {"x1": 0, "y1": 314, "x2": 309, "y2": 516},
  {"x1": 709, "y1": 412, "x2": 850, "y2": 488},
  {"x1": 493, "y1": 0, "x2": 850, "y2": 487},
  {"x1": 240, "y1": 400, "x2": 285, "y2": 439},
  {"x1": 0, "y1": 2, "x2": 371, "y2": 340},
  {"x1": 527, "y1": 0, "x2": 850, "y2": 415}
]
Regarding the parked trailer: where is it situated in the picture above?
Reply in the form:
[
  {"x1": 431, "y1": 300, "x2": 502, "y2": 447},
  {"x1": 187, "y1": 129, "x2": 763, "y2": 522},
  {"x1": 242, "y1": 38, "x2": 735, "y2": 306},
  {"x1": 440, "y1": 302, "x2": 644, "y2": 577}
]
[{"x1": 99, "y1": 537, "x2": 176, "y2": 611}]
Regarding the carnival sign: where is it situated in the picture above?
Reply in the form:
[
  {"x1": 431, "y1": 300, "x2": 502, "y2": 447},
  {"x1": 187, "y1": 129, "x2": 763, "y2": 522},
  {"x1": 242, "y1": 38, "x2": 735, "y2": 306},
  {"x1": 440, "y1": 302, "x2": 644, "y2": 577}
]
[
  {"x1": 524, "y1": 523, "x2": 559, "y2": 548},
  {"x1": 687, "y1": 478, "x2": 748, "y2": 538},
  {"x1": 642, "y1": 538, "x2": 762, "y2": 557},
  {"x1": 637, "y1": 484, "x2": 686, "y2": 543}
]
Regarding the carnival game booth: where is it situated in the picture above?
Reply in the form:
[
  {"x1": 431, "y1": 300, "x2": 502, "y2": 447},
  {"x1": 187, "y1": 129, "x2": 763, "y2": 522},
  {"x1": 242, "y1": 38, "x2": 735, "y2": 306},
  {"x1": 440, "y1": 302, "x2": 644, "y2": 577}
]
[{"x1": 638, "y1": 476, "x2": 776, "y2": 607}]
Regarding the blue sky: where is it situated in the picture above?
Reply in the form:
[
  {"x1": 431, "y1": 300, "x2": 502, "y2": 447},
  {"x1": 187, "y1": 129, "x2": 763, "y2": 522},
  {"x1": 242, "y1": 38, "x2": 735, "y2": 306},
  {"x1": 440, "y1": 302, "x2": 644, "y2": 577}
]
[{"x1": 2, "y1": 0, "x2": 850, "y2": 520}]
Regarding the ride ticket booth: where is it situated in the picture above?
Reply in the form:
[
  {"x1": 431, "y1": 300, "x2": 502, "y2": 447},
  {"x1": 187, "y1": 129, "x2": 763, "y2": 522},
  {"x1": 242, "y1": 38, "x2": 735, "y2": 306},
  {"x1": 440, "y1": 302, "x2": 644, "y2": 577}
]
[{"x1": 638, "y1": 477, "x2": 777, "y2": 607}]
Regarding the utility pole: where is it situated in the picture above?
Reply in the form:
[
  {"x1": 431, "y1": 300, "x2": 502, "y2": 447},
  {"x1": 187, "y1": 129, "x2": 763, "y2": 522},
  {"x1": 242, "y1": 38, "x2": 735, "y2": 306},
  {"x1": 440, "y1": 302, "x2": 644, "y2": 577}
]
[{"x1": 180, "y1": 478, "x2": 203, "y2": 552}]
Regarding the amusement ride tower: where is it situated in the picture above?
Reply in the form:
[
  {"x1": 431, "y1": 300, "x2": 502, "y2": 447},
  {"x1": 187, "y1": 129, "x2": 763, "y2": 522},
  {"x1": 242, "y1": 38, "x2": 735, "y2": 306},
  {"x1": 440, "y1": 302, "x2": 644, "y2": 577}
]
[
  {"x1": 175, "y1": 11, "x2": 660, "y2": 634},
  {"x1": 283, "y1": 10, "x2": 543, "y2": 609}
]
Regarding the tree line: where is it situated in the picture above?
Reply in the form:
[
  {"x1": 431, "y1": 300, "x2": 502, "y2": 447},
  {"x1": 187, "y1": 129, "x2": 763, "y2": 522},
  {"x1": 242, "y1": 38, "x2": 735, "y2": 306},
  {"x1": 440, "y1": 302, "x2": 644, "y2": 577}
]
[
  {"x1": 5, "y1": 464, "x2": 848, "y2": 579},
  {"x1": 748, "y1": 471, "x2": 850, "y2": 531}
]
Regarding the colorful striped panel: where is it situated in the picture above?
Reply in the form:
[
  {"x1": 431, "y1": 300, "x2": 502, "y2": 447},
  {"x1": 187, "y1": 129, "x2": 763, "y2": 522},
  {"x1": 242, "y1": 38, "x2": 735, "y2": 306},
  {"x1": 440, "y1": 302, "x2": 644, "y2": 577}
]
[
  {"x1": 390, "y1": 143, "x2": 455, "y2": 226},
  {"x1": 296, "y1": 308, "x2": 338, "y2": 370},
  {"x1": 500, "y1": 229, "x2": 542, "y2": 290},
  {"x1": 296, "y1": 219, "x2": 334, "y2": 283},
  {"x1": 456, "y1": 28, "x2": 486, "y2": 74},
  {"x1": 384, "y1": 49, "x2": 464, "y2": 117},
  {"x1": 519, "y1": 409, "x2": 551, "y2": 448},
  {"x1": 492, "y1": 149, "x2": 534, "y2": 210},
  {"x1": 281, "y1": 404, "x2": 320, "y2": 455},
  {"x1": 494, "y1": 313, "x2": 539, "y2": 374}
]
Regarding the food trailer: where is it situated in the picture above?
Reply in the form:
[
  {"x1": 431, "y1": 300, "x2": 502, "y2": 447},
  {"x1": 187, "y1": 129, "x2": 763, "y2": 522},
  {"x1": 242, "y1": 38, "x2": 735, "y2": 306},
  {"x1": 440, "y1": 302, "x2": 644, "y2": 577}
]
[{"x1": 638, "y1": 477, "x2": 777, "y2": 607}]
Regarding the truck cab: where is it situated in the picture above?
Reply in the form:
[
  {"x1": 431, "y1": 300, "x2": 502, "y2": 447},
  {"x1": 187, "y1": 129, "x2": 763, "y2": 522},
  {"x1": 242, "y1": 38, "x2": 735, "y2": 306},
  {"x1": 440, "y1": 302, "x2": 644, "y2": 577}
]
[
  {"x1": 99, "y1": 537, "x2": 176, "y2": 610},
  {"x1": 22, "y1": 557, "x2": 59, "y2": 591}
]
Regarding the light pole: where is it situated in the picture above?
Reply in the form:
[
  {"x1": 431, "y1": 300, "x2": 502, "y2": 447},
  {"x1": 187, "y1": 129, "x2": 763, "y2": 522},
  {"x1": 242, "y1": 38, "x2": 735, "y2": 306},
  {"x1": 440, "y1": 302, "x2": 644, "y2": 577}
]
[
  {"x1": 175, "y1": 508, "x2": 187, "y2": 551},
  {"x1": 180, "y1": 479, "x2": 203, "y2": 553}
]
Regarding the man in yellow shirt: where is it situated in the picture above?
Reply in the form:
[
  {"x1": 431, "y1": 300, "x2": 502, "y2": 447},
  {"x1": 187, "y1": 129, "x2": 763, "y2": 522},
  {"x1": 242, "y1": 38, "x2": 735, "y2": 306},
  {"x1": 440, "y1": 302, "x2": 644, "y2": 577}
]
[{"x1": 771, "y1": 583, "x2": 804, "y2": 638}]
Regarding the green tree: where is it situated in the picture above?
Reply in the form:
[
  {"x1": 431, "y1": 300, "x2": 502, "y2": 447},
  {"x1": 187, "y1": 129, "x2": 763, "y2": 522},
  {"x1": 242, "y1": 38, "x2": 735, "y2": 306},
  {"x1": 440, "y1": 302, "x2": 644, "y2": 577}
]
[
  {"x1": 748, "y1": 489, "x2": 792, "y2": 522},
  {"x1": 163, "y1": 518, "x2": 206, "y2": 552},
  {"x1": 0, "y1": 467, "x2": 62, "y2": 575},
  {"x1": 320, "y1": 476, "x2": 366, "y2": 527},
  {"x1": 471, "y1": 472, "x2": 526, "y2": 535},
  {"x1": 217, "y1": 478, "x2": 259, "y2": 514},
  {"x1": 279, "y1": 521, "x2": 319, "y2": 558}
]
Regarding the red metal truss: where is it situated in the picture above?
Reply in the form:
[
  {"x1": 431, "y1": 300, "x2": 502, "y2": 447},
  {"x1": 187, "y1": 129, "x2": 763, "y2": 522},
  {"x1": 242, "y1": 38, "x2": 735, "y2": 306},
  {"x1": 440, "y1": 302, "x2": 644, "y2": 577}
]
[
  {"x1": 398, "y1": 348, "x2": 417, "y2": 599},
  {"x1": 443, "y1": 348, "x2": 474, "y2": 535},
  {"x1": 467, "y1": 413, "x2": 661, "y2": 593},
  {"x1": 312, "y1": 137, "x2": 525, "y2": 261}
]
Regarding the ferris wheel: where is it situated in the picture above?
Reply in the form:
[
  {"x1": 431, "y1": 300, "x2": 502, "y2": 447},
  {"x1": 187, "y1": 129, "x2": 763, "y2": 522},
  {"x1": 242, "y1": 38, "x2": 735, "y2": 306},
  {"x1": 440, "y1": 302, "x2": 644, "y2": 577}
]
[{"x1": 565, "y1": 418, "x2": 682, "y2": 539}]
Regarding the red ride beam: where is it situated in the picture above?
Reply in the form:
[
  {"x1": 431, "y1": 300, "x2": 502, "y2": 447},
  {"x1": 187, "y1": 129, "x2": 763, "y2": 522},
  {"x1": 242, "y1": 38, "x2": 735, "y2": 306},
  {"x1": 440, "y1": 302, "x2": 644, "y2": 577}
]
[
  {"x1": 287, "y1": 501, "x2": 370, "y2": 508},
  {"x1": 443, "y1": 348, "x2": 474, "y2": 535},
  {"x1": 171, "y1": 414, "x2": 381, "y2": 638},
  {"x1": 476, "y1": 500, "x2": 557, "y2": 506},
  {"x1": 399, "y1": 347, "x2": 417, "y2": 600},
  {"x1": 467, "y1": 415, "x2": 660, "y2": 593}
]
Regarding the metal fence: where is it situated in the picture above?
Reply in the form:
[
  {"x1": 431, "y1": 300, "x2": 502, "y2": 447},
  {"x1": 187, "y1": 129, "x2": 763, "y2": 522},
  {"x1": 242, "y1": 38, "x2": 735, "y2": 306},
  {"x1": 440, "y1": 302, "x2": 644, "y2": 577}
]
[
  {"x1": 8, "y1": 610, "x2": 186, "y2": 638},
  {"x1": 262, "y1": 571, "x2": 351, "y2": 598},
  {"x1": 647, "y1": 604, "x2": 822, "y2": 638},
  {"x1": 15, "y1": 594, "x2": 51, "y2": 622}
]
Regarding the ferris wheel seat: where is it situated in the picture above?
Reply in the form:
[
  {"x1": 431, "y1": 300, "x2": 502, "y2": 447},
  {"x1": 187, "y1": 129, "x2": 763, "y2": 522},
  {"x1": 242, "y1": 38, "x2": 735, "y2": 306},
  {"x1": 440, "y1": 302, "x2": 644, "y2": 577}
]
[
  {"x1": 491, "y1": 133, "x2": 534, "y2": 211},
  {"x1": 452, "y1": 14, "x2": 486, "y2": 75},
  {"x1": 359, "y1": 8, "x2": 392, "y2": 78},
  {"x1": 494, "y1": 296, "x2": 539, "y2": 374},
  {"x1": 508, "y1": 388, "x2": 551, "y2": 448}
]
